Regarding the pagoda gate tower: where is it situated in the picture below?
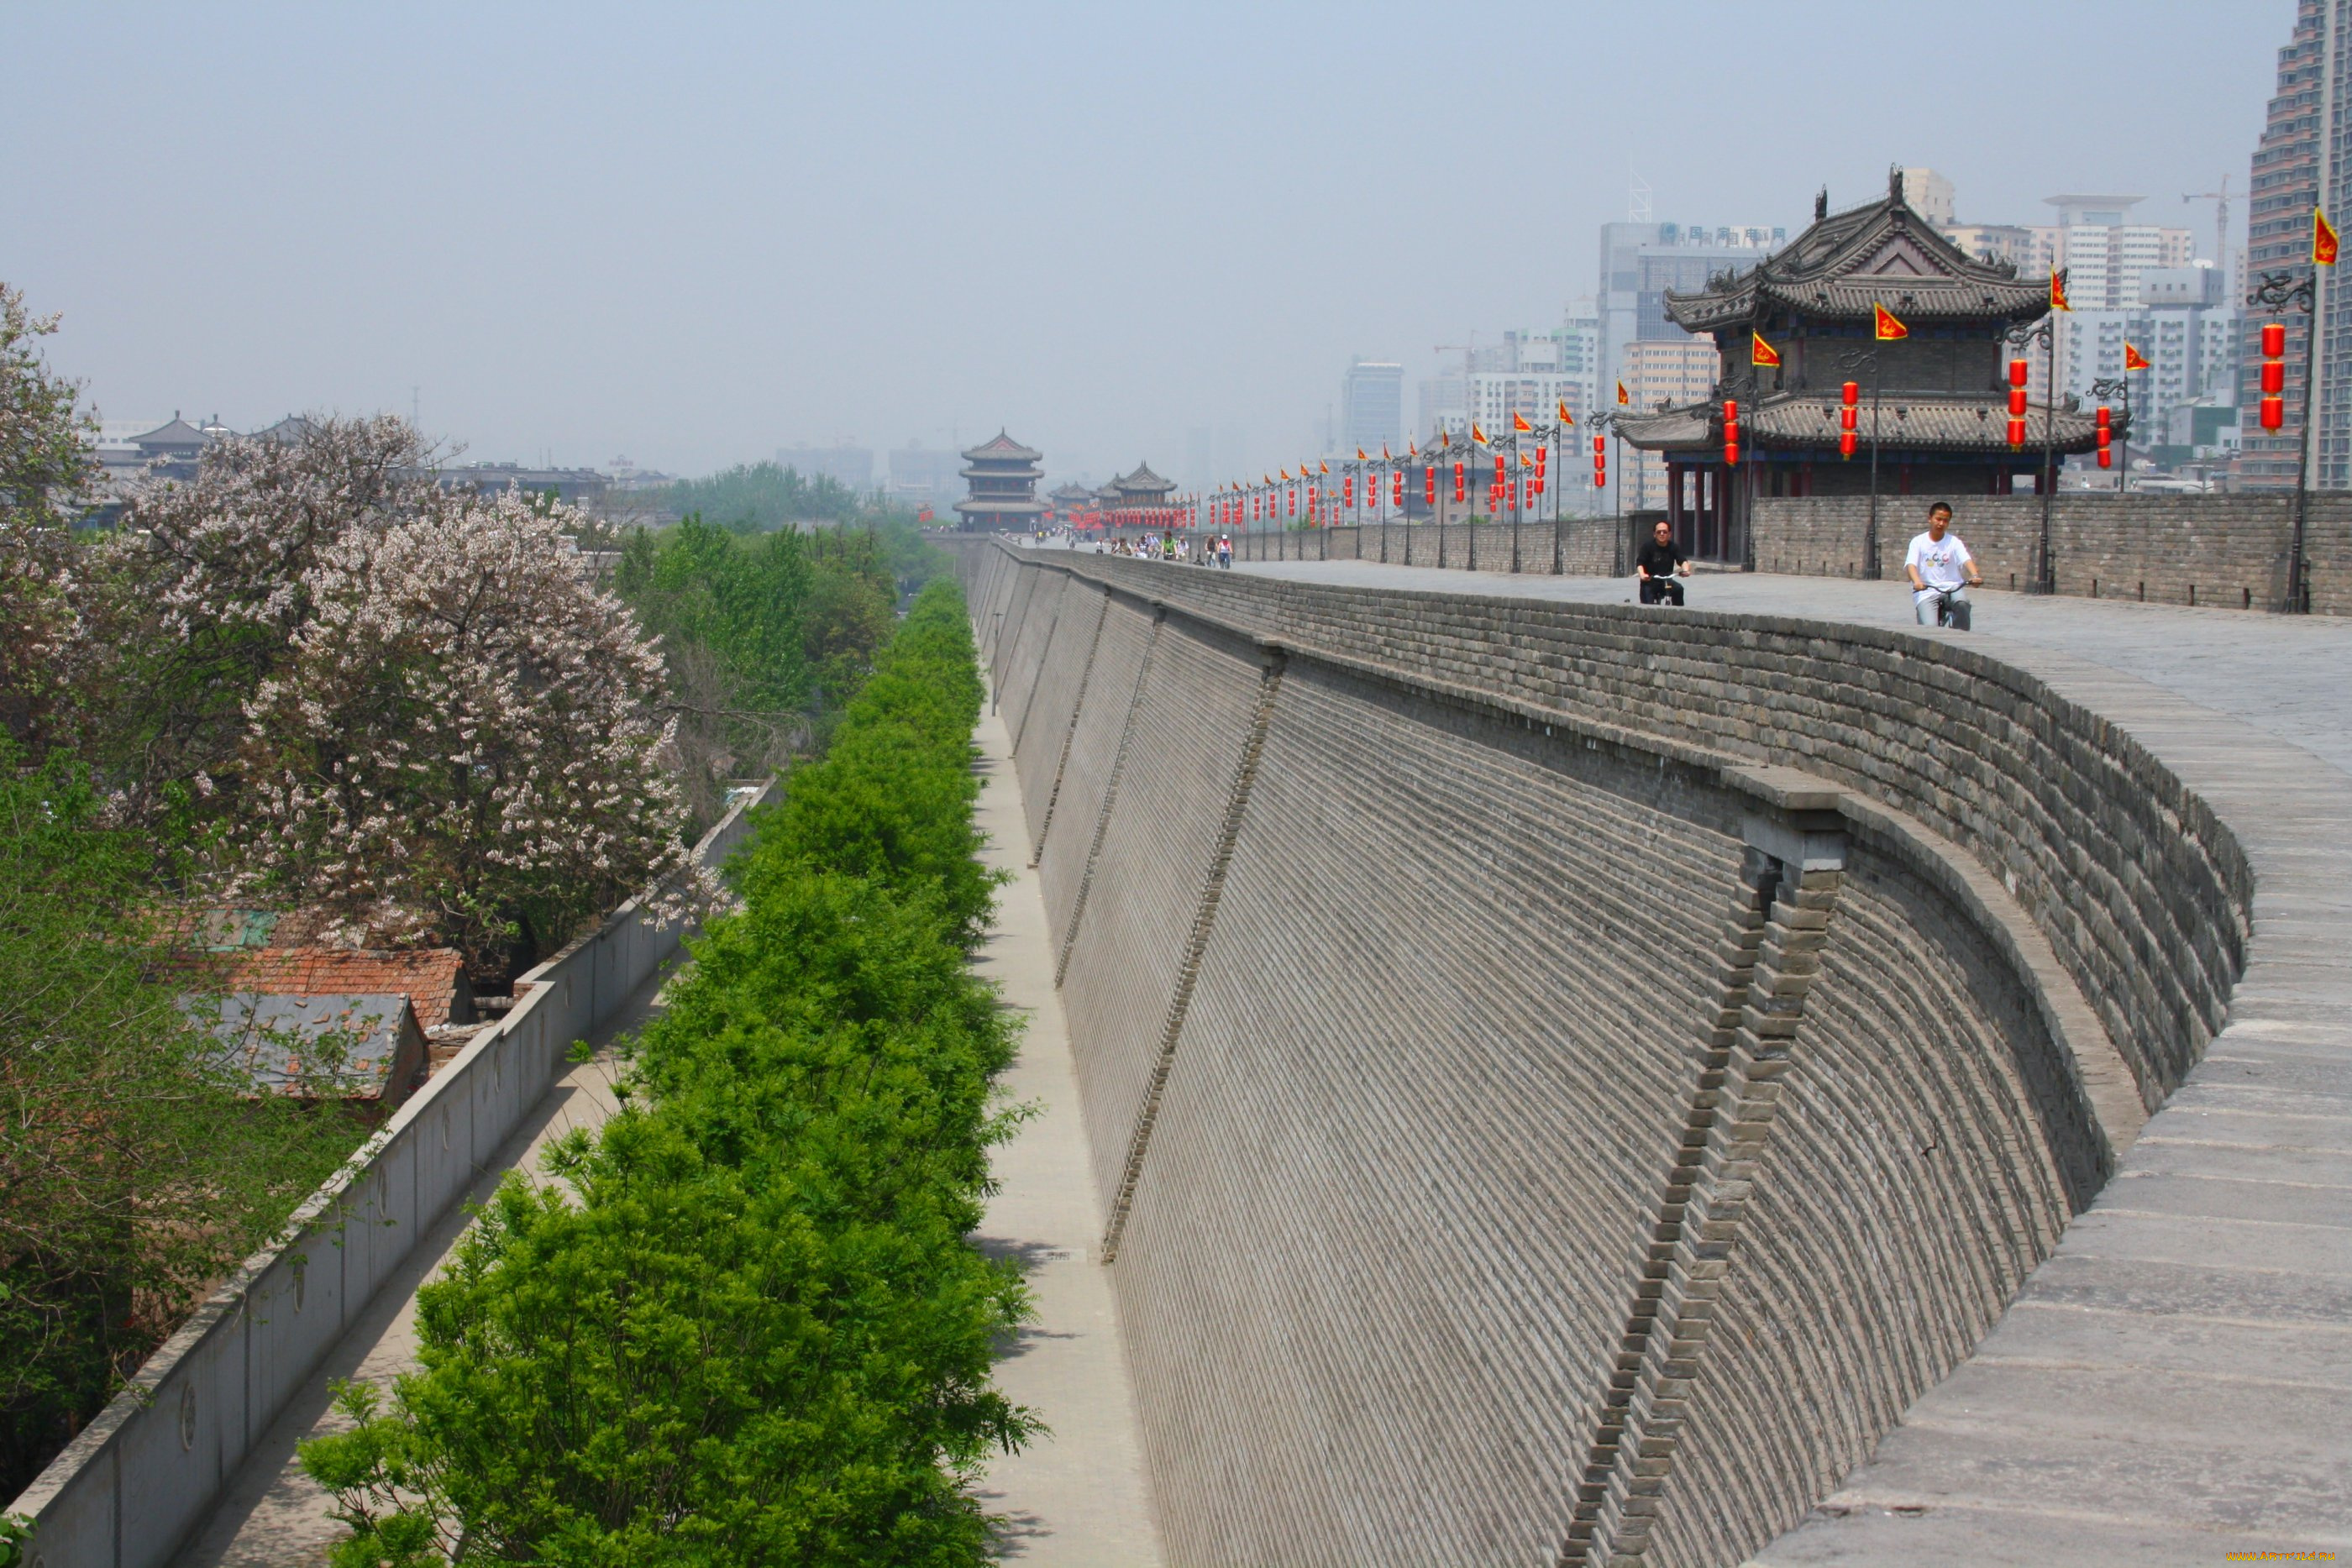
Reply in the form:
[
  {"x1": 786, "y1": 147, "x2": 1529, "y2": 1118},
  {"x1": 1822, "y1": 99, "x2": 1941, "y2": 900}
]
[
  {"x1": 1617, "y1": 170, "x2": 2115, "y2": 564},
  {"x1": 954, "y1": 430, "x2": 1045, "y2": 532}
]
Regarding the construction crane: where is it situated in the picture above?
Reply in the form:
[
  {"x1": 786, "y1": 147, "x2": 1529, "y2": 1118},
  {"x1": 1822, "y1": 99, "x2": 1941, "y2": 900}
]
[{"x1": 2183, "y1": 176, "x2": 2231, "y2": 275}]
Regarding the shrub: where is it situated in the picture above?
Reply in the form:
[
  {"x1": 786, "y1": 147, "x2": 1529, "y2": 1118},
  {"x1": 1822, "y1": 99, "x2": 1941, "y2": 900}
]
[{"x1": 303, "y1": 579, "x2": 1033, "y2": 1564}]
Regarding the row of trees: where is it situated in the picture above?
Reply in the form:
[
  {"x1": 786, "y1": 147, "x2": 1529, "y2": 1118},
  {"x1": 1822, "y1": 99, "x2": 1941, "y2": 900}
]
[
  {"x1": 0, "y1": 277, "x2": 945, "y2": 1499},
  {"x1": 301, "y1": 581, "x2": 1034, "y2": 1564}
]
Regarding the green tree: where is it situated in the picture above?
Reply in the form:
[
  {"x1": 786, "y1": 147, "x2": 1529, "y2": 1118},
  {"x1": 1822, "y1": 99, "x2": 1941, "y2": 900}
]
[
  {"x1": 0, "y1": 281, "x2": 97, "y2": 753},
  {"x1": 301, "y1": 581, "x2": 1031, "y2": 1565},
  {"x1": 0, "y1": 741, "x2": 354, "y2": 1496}
]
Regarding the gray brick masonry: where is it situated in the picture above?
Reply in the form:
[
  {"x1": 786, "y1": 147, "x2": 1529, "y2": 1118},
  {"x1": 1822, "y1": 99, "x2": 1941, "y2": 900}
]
[{"x1": 947, "y1": 537, "x2": 2344, "y2": 1565}]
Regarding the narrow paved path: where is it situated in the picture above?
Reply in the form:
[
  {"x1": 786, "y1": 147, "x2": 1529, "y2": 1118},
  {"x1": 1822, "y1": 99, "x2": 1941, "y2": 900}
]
[
  {"x1": 969, "y1": 697, "x2": 1165, "y2": 1565},
  {"x1": 176, "y1": 968, "x2": 669, "y2": 1565}
]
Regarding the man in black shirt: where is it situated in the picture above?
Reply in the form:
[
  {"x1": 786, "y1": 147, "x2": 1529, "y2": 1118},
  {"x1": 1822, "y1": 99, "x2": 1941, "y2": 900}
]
[{"x1": 1636, "y1": 519, "x2": 1690, "y2": 606}]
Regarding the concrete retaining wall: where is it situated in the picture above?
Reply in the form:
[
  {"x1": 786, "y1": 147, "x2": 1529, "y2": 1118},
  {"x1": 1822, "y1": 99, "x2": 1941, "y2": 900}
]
[
  {"x1": 955, "y1": 538, "x2": 2240, "y2": 1566},
  {"x1": 4, "y1": 782, "x2": 778, "y2": 1568}
]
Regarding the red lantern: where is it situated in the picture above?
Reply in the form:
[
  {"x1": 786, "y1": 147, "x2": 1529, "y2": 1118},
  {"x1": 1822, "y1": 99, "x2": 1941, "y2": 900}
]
[
  {"x1": 2005, "y1": 417, "x2": 2027, "y2": 447},
  {"x1": 2008, "y1": 358, "x2": 2029, "y2": 388},
  {"x1": 2096, "y1": 405, "x2": 2113, "y2": 468},
  {"x1": 2262, "y1": 322, "x2": 2287, "y2": 359},
  {"x1": 1494, "y1": 453, "x2": 1506, "y2": 485},
  {"x1": 1840, "y1": 430, "x2": 1859, "y2": 459},
  {"x1": 2262, "y1": 396, "x2": 2285, "y2": 431},
  {"x1": 2261, "y1": 359, "x2": 2286, "y2": 396}
]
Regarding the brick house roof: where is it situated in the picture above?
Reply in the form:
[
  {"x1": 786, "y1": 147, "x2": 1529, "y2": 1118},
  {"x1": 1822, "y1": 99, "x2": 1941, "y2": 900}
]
[{"x1": 160, "y1": 947, "x2": 473, "y2": 1028}]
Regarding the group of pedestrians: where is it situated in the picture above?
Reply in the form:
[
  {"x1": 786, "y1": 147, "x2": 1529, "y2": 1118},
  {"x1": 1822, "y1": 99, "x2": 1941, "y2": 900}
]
[
  {"x1": 1635, "y1": 500, "x2": 1984, "y2": 630},
  {"x1": 1092, "y1": 532, "x2": 1234, "y2": 569}
]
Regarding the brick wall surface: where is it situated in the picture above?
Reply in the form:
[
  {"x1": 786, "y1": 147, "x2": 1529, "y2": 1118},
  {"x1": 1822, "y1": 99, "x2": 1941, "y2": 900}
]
[
  {"x1": 1011, "y1": 581, "x2": 1105, "y2": 846},
  {"x1": 1053, "y1": 616, "x2": 1268, "y2": 1215},
  {"x1": 1753, "y1": 492, "x2": 2352, "y2": 614},
  {"x1": 1637, "y1": 843, "x2": 2077, "y2": 1568},
  {"x1": 947, "y1": 540, "x2": 2247, "y2": 1567},
  {"x1": 1032, "y1": 553, "x2": 2244, "y2": 1109},
  {"x1": 1036, "y1": 598, "x2": 1157, "y2": 940},
  {"x1": 1114, "y1": 659, "x2": 1741, "y2": 1565}
]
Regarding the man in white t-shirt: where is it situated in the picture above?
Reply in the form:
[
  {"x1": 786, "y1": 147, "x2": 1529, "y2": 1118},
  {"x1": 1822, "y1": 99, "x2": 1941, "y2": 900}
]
[{"x1": 1904, "y1": 502, "x2": 1983, "y2": 629}]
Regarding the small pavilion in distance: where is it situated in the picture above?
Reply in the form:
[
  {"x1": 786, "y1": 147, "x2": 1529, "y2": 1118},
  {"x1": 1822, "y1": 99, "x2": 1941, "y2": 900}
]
[
  {"x1": 1617, "y1": 170, "x2": 2115, "y2": 563},
  {"x1": 1102, "y1": 462, "x2": 1181, "y2": 529},
  {"x1": 954, "y1": 431, "x2": 1045, "y2": 532}
]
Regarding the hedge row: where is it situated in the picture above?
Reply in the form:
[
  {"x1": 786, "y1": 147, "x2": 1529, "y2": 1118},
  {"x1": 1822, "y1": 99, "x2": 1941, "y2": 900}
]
[{"x1": 301, "y1": 579, "x2": 1032, "y2": 1566}]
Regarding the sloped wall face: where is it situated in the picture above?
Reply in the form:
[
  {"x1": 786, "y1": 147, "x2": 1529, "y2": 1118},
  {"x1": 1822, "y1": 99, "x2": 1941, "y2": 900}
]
[
  {"x1": 1637, "y1": 837, "x2": 2081, "y2": 1568},
  {"x1": 1055, "y1": 617, "x2": 1268, "y2": 1214},
  {"x1": 1111, "y1": 660, "x2": 1747, "y2": 1566},
  {"x1": 955, "y1": 543, "x2": 2235, "y2": 1568},
  {"x1": 1035, "y1": 598, "x2": 1156, "y2": 939}
]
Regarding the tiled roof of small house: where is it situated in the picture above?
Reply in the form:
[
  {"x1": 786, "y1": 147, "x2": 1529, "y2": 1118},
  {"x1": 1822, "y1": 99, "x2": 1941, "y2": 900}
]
[
  {"x1": 157, "y1": 946, "x2": 472, "y2": 1027},
  {"x1": 180, "y1": 992, "x2": 425, "y2": 1102}
]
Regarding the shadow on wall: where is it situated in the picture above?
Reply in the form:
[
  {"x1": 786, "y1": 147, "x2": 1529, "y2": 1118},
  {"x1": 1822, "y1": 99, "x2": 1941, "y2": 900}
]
[{"x1": 956, "y1": 538, "x2": 2243, "y2": 1568}]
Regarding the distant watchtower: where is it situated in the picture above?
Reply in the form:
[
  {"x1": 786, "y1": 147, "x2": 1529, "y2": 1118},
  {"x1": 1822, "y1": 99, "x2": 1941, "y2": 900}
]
[{"x1": 954, "y1": 430, "x2": 1045, "y2": 532}]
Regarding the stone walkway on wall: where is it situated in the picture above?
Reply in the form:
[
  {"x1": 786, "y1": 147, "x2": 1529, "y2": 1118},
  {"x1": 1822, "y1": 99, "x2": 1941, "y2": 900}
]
[{"x1": 969, "y1": 695, "x2": 1166, "y2": 1565}]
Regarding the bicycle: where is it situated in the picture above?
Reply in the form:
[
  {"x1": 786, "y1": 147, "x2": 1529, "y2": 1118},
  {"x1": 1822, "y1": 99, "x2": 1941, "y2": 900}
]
[{"x1": 1914, "y1": 583, "x2": 1973, "y2": 631}]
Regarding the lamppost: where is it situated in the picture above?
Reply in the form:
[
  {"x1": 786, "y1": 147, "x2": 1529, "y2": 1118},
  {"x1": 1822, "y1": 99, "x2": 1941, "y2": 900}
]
[
  {"x1": 2090, "y1": 373, "x2": 2132, "y2": 493},
  {"x1": 1832, "y1": 343, "x2": 1886, "y2": 580},
  {"x1": 2250, "y1": 268, "x2": 2318, "y2": 614},
  {"x1": 2007, "y1": 284, "x2": 2064, "y2": 595}
]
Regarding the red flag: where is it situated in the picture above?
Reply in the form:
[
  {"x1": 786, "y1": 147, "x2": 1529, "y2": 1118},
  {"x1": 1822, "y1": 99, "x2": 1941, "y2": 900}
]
[
  {"x1": 1751, "y1": 331, "x2": 1782, "y2": 368},
  {"x1": 2124, "y1": 343, "x2": 2151, "y2": 372},
  {"x1": 2318, "y1": 207, "x2": 2341, "y2": 267},
  {"x1": 1873, "y1": 303, "x2": 1908, "y2": 341},
  {"x1": 1512, "y1": 411, "x2": 1533, "y2": 433},
  {"x1": 2049, "y1": 270, "x2": 2072, "y2": 312}
]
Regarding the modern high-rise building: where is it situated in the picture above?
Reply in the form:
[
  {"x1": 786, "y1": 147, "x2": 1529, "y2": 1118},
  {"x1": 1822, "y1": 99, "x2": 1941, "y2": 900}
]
[
  {"x1": 1597, "y1": 219, "x2": 1785, "y2": 429},
  {"x1": 1558, "y1": 302, "x2": 1601, "y2": 422},
  {"x1": 1616, "y1": 339, "x2": 1718, "y2": 512},
  {"x1": 2056, "y1": 265, "x2": 2239, "y2": 456},
  {"x1": 2242, "y1": 0, "x2": 2327, "y2": 489},
  {"x1": 1341, "y1": 359, "x2": 1404, "y2": 454},
  {"x1": 1898, "y1": 168, "x2": 1956, "y2": 228},
  {"x1": 777, "y1": 443, "x2": 874, "y2": 493}
]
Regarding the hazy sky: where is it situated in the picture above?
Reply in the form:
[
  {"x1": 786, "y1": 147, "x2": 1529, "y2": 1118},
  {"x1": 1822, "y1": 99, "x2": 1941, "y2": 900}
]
[{"x1": 4, "y1": 2, "x2": 2280, "y2": 485}]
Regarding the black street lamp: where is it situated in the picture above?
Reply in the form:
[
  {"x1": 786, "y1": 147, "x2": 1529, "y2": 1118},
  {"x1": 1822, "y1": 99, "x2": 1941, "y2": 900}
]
[
  {"x1": 2250, "y1": 268, "x2": 2318, "y2": 614},
  {"x1": 2006, "y1": 287, "x2": 2065, "y2": 596},
  {"x1": 2089, "y1": 373, "x2": 2133, "y2": 493},
  {"x1": 1831, "y1": 343, "x2": 1887, "y2": 580}
]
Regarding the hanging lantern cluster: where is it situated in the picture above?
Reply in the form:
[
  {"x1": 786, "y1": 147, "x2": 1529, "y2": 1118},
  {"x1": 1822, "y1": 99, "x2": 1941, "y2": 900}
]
[
  {"x1": 1722, "y1": 398, "x2": 1740, "y2": 466},
  {"x1": 2095, "y1": 406, "x2": 2113, "y2": 469},
  {"x1": 2006, "y1": 359, "x2": 2029, "y2": 448},
  {"x1": 1591, "y1": 433, "x2": 1607, "y2": 489},
  {"x1": 1453, "y1": 459, "x2": 1467, "y2": 503},
  {"x1": 2260, "y1": 322, "x2": 2287, "y2": 431},
  {"x1": 1532, "y1": 442, "x2": 1547, "y2": 497},
  {"x1": 1342, "y1": 475, "x2": 1353, "y2": 508},
  {"x1": 1840, "y1": 380, "x2": 1861, "y2": 459}
]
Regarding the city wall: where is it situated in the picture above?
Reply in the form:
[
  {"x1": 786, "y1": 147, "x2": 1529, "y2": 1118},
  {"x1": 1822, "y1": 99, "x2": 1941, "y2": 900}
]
[
  {"x1": 5, "y1": 783, "x2": 779, "y2": 1568},
  {"x1": 961, "y1": 538, "x2": 2247, "y2": 1566},
  {"x1": 1074, "y1": 490, "x2": 2352, "y2": 615}
]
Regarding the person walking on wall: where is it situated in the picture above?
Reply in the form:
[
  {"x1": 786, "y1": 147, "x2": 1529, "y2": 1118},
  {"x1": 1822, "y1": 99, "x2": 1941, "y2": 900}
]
[
  {"x1": 1636, "y1": 519, "x2": 1691, "y2": 606},
  {"x1": 1905, "y1": 501, "x2": 1983, "y2": 629}
]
